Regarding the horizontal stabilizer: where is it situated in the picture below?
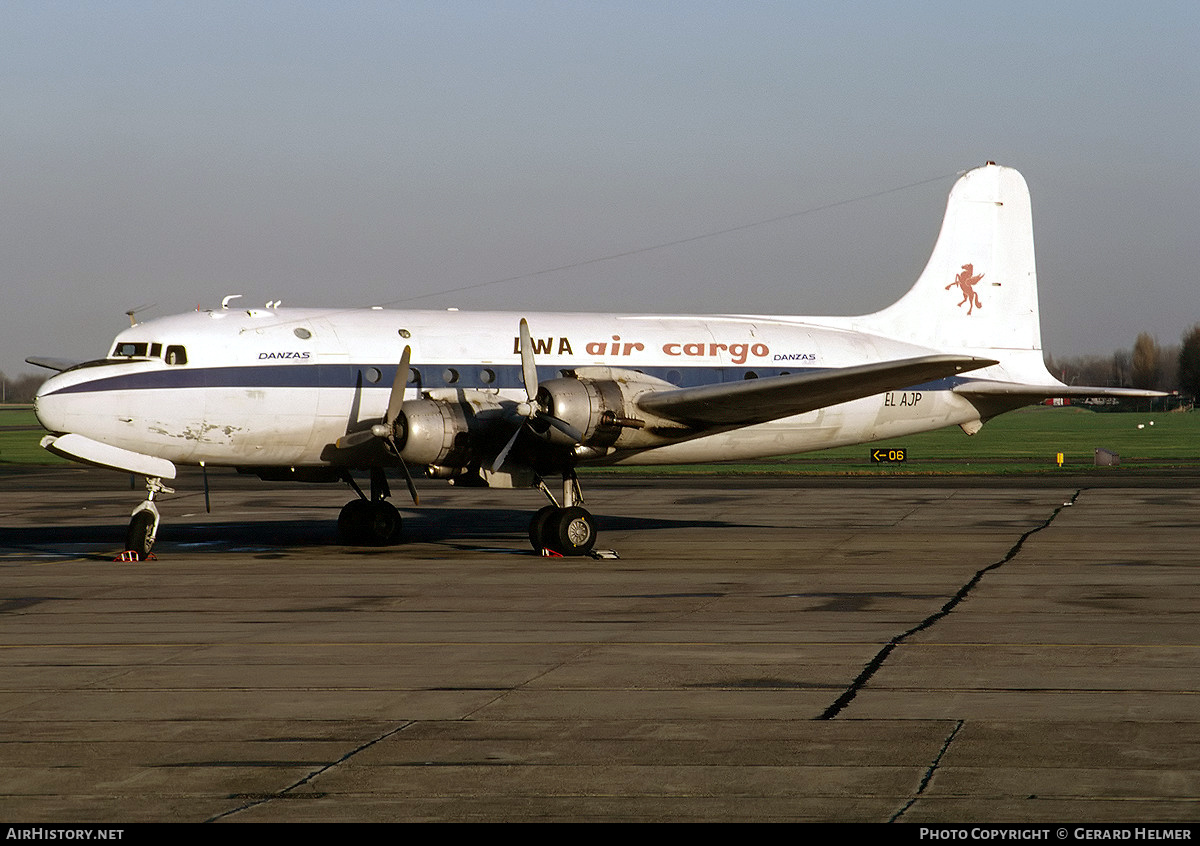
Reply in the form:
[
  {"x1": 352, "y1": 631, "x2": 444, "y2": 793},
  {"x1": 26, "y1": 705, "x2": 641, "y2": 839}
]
[
  {"x1": 954, "y1": 381, "x2": 1168, "y2": 401},
  {"x1": 26, "y1": 356, "x2": 81, "y2": 373},
  {"x1": 637, "y1": 355, "x2": 997, "y2": 428},
  {"x1": 41, "y1": 433, "x2": 177, "y2": 479}
]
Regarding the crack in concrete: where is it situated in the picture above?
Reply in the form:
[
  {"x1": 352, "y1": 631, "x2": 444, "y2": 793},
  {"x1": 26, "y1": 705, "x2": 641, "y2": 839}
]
[
  {"x1": 205, "y1": 721, "x2": 416, "y2": 822},
  {"x1": 816, "y1": 489, "x2": 1083, "y2": 721},
  {"x1": 890, "y1": 719, "x2": 964, "y2": 822}
]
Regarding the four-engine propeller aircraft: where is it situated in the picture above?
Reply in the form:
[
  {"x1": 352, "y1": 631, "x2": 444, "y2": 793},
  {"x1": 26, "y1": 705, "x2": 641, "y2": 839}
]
[{"x1": 30, "y1": 163, "x2": 1155, "y2": 558}]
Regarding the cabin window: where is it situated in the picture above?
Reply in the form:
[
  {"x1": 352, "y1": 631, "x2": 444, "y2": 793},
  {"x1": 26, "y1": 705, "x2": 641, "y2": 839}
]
[
  {"x1": 365, "y1": 367, "x2": 382, "y2": 384},
  {"x1": 442, "y1": 368, "x2": 459, "y2": 384},
  {"x1": 479, "y1": 368, "x2": 495, "y2": 384},
  {"x1": 165, "y1": 345, "x2": 188, "y2": 365}
]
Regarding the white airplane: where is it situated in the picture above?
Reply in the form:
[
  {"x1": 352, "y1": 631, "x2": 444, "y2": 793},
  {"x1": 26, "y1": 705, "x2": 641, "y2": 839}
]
[{"x1": 30, "y1": 163, "x2": 1155, "y2": 558}]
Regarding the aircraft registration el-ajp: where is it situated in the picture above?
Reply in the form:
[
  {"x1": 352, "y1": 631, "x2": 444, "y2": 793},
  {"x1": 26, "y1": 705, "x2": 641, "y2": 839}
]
[{"x1": 30, "y1": 163, "x2": 1158, "y2": 558}]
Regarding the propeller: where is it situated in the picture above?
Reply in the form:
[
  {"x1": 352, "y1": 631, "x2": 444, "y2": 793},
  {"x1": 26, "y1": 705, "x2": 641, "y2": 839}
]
[
  {"x1": 336, "y1": 346, "x2": 421, "y2": 504},
  {"x1": 491, "y1": 319, "x2": 583, "y2": 471}
]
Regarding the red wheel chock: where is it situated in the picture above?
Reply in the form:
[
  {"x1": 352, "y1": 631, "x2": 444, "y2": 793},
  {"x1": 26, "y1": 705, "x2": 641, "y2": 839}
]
[{"x1": 114, "y1": 550, "x2": 157, "y2": 562}]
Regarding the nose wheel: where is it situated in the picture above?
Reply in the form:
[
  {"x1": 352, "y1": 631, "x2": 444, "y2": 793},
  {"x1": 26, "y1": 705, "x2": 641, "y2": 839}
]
[{"x1": 124, "y1": 508, "x2": 158, "y2": 559}]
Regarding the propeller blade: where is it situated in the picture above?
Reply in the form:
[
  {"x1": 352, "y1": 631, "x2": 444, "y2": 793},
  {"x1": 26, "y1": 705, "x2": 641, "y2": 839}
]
[
  {"x1": 385, "y1": 345, "x2": 412, "y2": 427},
  {"x1": 492, "y1": 424, "x2": 523, "y2": 472},
  {"x1": 518, "y1": 318, "x2": 538, "y2": 403},
  {"x1": 543, "y1": 414, "x2": 583, "y2": 443},
  {"x1": 397, "y1": 455, "x2": 420, "y2": 505},
  {"x1": 336, "y1": 430, "x2": 377, "y2": 449}
]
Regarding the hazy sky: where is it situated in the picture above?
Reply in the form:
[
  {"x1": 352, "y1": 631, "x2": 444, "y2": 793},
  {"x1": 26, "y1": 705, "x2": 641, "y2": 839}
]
[{"x1": 3, "y1": 1, "x2": 1198, "y2": 377}]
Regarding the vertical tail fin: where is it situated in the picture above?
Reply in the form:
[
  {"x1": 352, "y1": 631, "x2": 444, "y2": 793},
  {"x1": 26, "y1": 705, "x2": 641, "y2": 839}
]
[
  {"x1": 858, "y1": 163, "x2": 1166, "y2": 403},
  {"x1": 861, "y1": 163, "x2": 1042, "y2": 355}
]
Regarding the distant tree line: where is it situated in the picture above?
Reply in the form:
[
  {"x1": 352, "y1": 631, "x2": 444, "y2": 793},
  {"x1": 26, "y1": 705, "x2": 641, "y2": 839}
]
[
  {"x1": 1047, "y1": 325, "x2": 1200, "y2": 402},
  {"x1": 0, "y1": 372, "x2": 47, "y2": 404}
]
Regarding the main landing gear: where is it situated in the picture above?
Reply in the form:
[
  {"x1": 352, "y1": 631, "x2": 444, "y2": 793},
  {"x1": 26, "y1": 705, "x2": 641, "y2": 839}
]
[
  {"x1": 338, "y1": 468, "x2": 402, "y2": 545},
  {"x1": 529, "y1": 471, "x2": 597, "y2": 557},
  {"x1": 124, "y1": 476, "x2": 173, "y2": 559},
  {"x1": 334, "y1": 467, "x2": 599, "y2": 556}
]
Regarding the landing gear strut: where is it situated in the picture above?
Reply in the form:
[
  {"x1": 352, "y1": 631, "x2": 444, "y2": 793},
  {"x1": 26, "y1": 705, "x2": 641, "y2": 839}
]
[
  {"x1": 529, "y1": 471, "x2": 596, "y2": 556},
  {"x1": 338, "y1": 468, "x2": 402, "y2": 545},
  {"x1": 124, "y1": 476, "x2": 173, "y2": 559}
]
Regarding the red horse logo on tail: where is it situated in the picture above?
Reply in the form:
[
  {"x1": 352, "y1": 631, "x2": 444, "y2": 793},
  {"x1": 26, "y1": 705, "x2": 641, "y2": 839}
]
[{"x1": 946, "y1": 262, "x2": 985, "y2": 314}]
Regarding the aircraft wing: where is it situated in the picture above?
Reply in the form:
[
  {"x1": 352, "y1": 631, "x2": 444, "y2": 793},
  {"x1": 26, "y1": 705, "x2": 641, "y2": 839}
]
[
  {"x1": 635, "y1": 354, "x2": 997, "y2": 428},
  {"x1": 953, "y1": 381, "x2": 1168, "y2": 400},
  {"x1": 26, "y1": 356, "x2": 82, "y2": 373}
]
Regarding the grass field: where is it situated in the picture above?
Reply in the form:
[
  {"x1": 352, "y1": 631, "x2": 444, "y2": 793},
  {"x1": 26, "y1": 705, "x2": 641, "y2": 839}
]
[
  {"x1": 2, "y1": 403, "x2": 1196, "y2": 474},
  {"x1": 0, "y1": 406, "x2": 65, "y2": 464}
]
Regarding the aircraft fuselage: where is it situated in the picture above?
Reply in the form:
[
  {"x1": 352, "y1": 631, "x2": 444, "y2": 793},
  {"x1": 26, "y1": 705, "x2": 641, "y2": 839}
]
[{"x1": 35, "y1": 306, "x2": 984, "y2": 469}]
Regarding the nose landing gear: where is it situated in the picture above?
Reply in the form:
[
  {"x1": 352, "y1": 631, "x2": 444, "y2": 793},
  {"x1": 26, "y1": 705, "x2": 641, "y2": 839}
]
[{"x1": 123, "y1": 477, "x2": 174, "y2": 560}]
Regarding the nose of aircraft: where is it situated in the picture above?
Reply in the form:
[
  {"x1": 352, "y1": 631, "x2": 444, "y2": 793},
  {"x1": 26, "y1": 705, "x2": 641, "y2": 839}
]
[{"x1": 34, "y1": 373, "x2": 71, "y2": 435}]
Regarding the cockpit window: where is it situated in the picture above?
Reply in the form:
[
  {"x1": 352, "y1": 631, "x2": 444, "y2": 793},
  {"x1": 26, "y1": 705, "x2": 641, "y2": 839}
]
[
  {"x1": 106, "y1": 342, "x2": 186, "y2": 364},
  {"x1": 113, "y1": 342, "x2": 149, "y2": 357}
]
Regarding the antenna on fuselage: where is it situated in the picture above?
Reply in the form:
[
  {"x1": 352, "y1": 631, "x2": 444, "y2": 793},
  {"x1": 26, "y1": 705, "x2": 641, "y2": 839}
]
[
  {"x1": 124, "y1": 303, "x2": 156, "y2": 327},
  {"x1": 221, "y1": 294, "x2": 243, "y2": 310}
]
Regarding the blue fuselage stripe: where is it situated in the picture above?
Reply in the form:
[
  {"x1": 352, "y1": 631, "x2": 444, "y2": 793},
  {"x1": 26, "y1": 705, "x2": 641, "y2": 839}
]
[
  {"x1": 43, "y1": 363, "x2": 804, "y2": 394},
  {"x1": 42, "y1": 362, "x2": 964, "y2": 397}
]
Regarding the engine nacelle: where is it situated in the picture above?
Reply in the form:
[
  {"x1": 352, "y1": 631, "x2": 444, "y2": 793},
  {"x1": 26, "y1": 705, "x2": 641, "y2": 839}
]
[
  {"x1": 536, "y1": 376, "x2": 619, "y2": 446},
  {"x1": 538, "y1": 367, "x2": 690, "y2": 450},
  {"x1": 396, "y1": 398, "x2": 471, "y2": 467}
]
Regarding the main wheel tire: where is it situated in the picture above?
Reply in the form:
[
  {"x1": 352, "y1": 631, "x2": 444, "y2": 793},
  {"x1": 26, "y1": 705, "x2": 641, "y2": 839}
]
[
  {"x1": 337, "y1": 499, "x2": 373, "y2": 544},
  {"x1": 125, "y1": 510, "x2": 156, "y2": 559},
  {"x1": 339, "y1": 499, "x2": 403, "y2": 545},
  {"x1": 547, "y1": 506, "x2": 596, "y2": 557},
  {"x1": 365, "y1": 501, "x2": 403, "y2": 545},
  {"x1": 529, "y1": 505, "x2": 559, "y2": 551}
]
